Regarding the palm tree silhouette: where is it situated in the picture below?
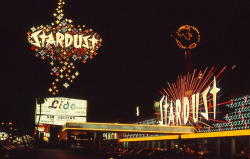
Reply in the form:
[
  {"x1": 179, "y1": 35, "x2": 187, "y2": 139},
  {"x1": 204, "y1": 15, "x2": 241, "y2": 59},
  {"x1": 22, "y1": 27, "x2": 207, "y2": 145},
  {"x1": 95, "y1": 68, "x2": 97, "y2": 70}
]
[{"x1": 36, "y1": 97, "x2": 46, "y2": 129}]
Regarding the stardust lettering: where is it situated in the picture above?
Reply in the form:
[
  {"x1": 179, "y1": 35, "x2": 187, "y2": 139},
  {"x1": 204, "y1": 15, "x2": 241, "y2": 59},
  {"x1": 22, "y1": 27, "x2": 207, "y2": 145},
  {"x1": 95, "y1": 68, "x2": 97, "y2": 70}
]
[{"x1": 31, "y1": 30, "x2": 99, "y2": 49}]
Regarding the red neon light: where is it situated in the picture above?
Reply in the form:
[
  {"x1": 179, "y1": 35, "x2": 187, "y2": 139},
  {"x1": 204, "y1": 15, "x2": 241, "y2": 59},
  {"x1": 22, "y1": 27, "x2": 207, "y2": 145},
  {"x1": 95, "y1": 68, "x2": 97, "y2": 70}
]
[
  {"x1": 189, "y1": 117, "x2": 203, "y2": 129},
  {"x1": 202, "y1": 66, "x2": 226, "y2": 94},
  {"x1": 196, "y1": 67, "x2": 214, "y2": 94},
  {"x1": 185, "y1": 72, "x2": 190, "y2": 91},
  {"x1": 192, "y1": 70, "x2": 201, "y2": 92},
  {"x1": 216, "y1": 100, "x2": 231, "y2": 106},
  {"x1": 172, "y1": 83, "x2": 178, "y2": 100},
  {"x1": 159, "y1": 90, "x2": 164, "y2": 96},
  {"x1": 189, "y1": 69, "x2": 196, "y2": 90},
  {"x1": 200, "y1": 117, "x2": 228, "y2": 123},
  {"x1": 216, "y1": 66, "x2": 226, "y2": 78},
  {"x1": 167, "y1": 88, "x2": 175, "y2": 100}
]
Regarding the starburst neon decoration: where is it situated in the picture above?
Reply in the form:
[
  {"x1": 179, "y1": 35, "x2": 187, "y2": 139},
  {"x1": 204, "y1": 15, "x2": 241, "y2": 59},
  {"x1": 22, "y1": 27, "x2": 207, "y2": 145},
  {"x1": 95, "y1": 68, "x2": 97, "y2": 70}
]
[
  {"x1": 155, "y1": 66, "x2": 227, "y2": 132},
  {"x1": 27, "y1": 0, "x2": 102, "y2": 95}
]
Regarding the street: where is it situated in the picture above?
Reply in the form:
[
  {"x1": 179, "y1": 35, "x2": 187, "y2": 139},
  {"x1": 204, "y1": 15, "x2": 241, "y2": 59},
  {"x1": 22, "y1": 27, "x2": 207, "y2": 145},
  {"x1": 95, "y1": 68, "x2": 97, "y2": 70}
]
[{"x1": 24, "y1": 148, "x2": 105, "y2": 159}]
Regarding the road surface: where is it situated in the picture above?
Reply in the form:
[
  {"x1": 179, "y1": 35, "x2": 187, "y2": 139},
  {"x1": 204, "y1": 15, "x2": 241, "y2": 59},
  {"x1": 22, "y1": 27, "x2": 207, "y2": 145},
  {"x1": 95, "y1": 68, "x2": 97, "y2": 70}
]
[{"x1": 23, "y1": 148, "x2": 105, "y2": 159}]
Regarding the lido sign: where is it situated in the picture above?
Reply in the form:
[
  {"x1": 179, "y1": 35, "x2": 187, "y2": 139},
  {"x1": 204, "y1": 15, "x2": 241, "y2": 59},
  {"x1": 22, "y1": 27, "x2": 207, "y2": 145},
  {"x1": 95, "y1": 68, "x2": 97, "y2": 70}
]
[
  {"x1": 159, "y1": 76, "x2": 220, "y2": 126},
  {"x1": 35, "y1": 97, "x2": 87, "y2": 125}
]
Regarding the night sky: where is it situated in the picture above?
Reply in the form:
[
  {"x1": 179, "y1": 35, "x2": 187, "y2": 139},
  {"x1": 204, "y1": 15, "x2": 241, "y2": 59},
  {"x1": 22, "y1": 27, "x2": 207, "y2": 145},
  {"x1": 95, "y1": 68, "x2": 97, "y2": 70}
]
[{"x1": 0, "y1": 0, "x2": 249, "y2": 134}]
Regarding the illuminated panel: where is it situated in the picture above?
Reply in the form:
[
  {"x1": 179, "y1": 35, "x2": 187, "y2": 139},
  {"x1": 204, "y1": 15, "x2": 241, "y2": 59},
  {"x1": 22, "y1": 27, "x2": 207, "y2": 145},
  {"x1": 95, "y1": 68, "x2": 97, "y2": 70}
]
[
  {"x1": 27, "y1": 0, "x2": 102, "y2": 95},
  {"x1": 62, "y1": 122, "x2": 194, "y2": 134},
  {"x1": 35, "y1": 97, "x2": 87, "y2": 125}
]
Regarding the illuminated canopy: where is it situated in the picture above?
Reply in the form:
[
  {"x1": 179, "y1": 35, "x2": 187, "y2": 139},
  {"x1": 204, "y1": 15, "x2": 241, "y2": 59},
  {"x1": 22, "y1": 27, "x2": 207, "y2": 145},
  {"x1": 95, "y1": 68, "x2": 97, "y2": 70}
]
[{"x1": 62, "y1": 122, "x2": 194, "y2": 134}]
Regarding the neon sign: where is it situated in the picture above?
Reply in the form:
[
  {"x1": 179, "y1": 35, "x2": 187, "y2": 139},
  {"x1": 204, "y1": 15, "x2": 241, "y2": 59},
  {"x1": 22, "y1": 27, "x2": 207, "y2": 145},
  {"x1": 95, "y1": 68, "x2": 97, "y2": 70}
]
[
  {"x1": 155, "y1": 66, "x2": 227, "y2": 131},
  {"x1": 171, "y1": 25, "x2": 200, "y2": 50},
  {"x1": 27, "y1": 0, "x2": 102, "y2": 95},
  {"x1": 35, "y1": 97, "x2": 87, "y2": 125},
  {"x1": 158, "y1": 76, "x2": 220, "y2": 126}
]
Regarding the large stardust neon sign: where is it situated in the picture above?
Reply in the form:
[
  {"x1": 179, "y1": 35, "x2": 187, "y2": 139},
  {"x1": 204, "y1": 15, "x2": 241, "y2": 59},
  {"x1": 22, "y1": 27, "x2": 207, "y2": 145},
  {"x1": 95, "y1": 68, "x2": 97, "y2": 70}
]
[
  {"x1": 158, "y1": 76, "x2": 220, "y2": 126},
  {"x1": 27, "y1": 0, "x2": 102, "y2": 95}
]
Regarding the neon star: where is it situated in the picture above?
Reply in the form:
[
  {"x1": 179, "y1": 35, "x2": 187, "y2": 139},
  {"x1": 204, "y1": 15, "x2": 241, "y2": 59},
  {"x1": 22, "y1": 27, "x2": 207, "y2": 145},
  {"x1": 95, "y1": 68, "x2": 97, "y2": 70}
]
[
  {"x1": 63, "y1": 82, "x2": 69, "y2": 88},
  {"x1": 75, "y1": 71, "x2": 79, "y2": 76},
  {"x1": 48, "y1": 88, "x2": 52, "y2": 92},
  {"x1": 89, "y1": 35, "x2": 99, "y2": 49},
  {"x1": 210, "y1": 76, "x2": 220, "y2": 119}
]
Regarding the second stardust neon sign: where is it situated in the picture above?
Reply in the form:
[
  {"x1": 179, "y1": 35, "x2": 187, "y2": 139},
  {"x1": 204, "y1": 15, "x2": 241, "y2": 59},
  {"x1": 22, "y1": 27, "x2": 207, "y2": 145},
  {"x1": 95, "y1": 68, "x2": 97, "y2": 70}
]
[{"x1": 159, "y1": 76, "x2": 220, "y2": 126}]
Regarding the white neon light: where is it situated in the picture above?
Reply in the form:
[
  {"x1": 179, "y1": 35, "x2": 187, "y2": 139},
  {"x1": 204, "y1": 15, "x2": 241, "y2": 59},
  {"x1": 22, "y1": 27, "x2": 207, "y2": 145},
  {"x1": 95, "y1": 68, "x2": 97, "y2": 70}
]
[
  {"x1": 201, "y1": 86, "x2": 210, "y2": 120},
  {"x1": 136, "y1": 106, "x2": 139, "y2": 116},
  {"x1": 159, "y1": 96, "x2": 164, "y2": 125},
  {"x1": 210, "y1": 76, "x2": 220, "y2": 119}
]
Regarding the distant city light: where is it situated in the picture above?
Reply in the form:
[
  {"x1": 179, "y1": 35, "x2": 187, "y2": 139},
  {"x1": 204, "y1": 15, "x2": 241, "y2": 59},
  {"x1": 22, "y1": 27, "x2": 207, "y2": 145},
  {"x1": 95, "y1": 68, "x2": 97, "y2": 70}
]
[{"x1": 232, "y1": 65, "x2": 236, "y2": 69}]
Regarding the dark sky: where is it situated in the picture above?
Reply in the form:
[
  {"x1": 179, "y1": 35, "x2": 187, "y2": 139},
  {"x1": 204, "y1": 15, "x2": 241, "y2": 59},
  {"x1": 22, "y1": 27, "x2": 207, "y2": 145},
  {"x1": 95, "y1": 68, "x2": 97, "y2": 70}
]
[{"x1": 0, "y1": 0, "x2": 249, "y2": 134}]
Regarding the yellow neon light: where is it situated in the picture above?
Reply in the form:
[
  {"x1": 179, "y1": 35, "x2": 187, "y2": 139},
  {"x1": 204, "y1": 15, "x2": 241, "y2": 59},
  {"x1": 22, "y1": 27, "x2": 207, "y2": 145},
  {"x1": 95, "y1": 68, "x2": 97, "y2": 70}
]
[
  {"x1": 172, "y1": 25, "x2": 200, "y2": 50},
  {"x1": 120, "y1": 130, "x2": 250, "y2": 142},
  {"x1": 120, "y1": 135, "x2": 179, "y2": 142},
  {"x1": 181, "y1": 129, "x2": 250, "y2": 139},
  {"x1": 199, "y1": 121, "x2": 214, "y2": 128}
]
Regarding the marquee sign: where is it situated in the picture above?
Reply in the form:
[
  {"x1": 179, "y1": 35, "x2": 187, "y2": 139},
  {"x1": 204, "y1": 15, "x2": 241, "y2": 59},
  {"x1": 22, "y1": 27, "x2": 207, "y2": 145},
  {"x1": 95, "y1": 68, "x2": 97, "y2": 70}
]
[
  {"x1": 35, "y1": 97, "x2": 87, "y2": 125},
  {"x1": 155, "y1": 66, "x2": 227, "y2": 132},
  {"x1": 27, "y1": 0, "x2": 102, "y2": 95}
]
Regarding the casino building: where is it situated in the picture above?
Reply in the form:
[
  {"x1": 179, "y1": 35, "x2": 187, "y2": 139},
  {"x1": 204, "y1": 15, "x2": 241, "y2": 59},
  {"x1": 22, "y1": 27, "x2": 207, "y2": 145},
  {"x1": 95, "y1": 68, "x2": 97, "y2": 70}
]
[
  {"x1": 36, "y1": 89, "x2": 250, "y2": 158},
  {"x1": 33, "y1": 63, "x2": 249, "y2": 159},
  {"x1": 104, "y1": 93, "x2": 250, "y2": 158},
  {"x1": 62, "y1": 71, "x2": 250, "y2": 158}
]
